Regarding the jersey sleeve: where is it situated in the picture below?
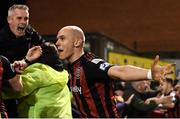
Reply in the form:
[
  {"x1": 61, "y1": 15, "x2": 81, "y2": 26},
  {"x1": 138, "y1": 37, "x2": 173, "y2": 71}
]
[{"x1": 91, "y1": 58, "x2": 113, "y2": 74}]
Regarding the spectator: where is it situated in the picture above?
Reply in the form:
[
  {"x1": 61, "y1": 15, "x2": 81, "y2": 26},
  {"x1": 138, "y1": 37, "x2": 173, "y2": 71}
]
[
  {"x1": 0, "y1": 4, "x2": 44, "y2": 117},
  {"x1": 0, "y1": 4, "x2": 44, "y2": 62},
  {"x1": 174, "y1": 79, "x2": 180, "y2": 94},
  {"x1": 2, "y1": 42, "x2": 72, "y2": 118},
  {"x1": 112, "y1": 89, "x2": 134, "y2": 115},
  {"x1": 122, "y1": 80, "x2": 173, "y2": 118},
  {"x1": 158, "y1": 78, "x2": 179, "y2": 117}
]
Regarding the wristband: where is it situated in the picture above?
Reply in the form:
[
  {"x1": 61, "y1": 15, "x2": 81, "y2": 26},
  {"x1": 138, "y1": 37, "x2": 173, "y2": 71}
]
[
  {"x1": 24, "y1": 57, "x2": 31, "y2": 65},
  {"x1": 147, "y1": 70, "x2": 152, "y2": 80}
]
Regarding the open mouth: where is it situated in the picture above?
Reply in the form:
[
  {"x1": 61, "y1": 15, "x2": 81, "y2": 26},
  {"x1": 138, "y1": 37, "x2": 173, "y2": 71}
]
[
  {"x1": 58, "y1": 49, "x2": 63, "y2": 52},
  {"x1": 17, "y1": 26, "x2": 26, "y2": 32}
]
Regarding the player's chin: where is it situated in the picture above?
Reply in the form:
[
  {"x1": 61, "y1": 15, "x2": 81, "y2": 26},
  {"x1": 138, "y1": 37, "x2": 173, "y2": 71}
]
[{"x1": 58, "y1": 53, "x2": 66, "y2": 60}]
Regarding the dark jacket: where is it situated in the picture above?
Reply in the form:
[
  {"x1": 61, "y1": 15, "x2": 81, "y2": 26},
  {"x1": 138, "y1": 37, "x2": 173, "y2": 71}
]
[
  {"x1": 0, "y1": 25, "x2": 44, "y2": 63},
  {"x1": 0, "y1": 25, "x2": 44, "y2": 117},
  {"x1": 122, "y1": 83, "x2": 158, "y2": 118}
]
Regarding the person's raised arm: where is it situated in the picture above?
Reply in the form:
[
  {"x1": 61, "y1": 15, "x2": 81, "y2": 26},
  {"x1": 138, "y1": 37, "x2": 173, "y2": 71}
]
[
  {"x1": 12, "y1": 46, "x2": 42, "y2": 73},
  {"x1": 24, "y1": 46, "x2": 42, "y2": 63},
  {"x1": 108, "y1": 55, "x2": 174, "y2": 81}
]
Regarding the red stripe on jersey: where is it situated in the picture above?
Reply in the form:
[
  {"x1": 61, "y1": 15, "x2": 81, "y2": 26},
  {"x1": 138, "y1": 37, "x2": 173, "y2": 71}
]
[
  {"x1": 73, "y1": 63, "x2": 99, "y2": 117},
  {"x1": 69, "y1": 52, "x2": 119, "y2": 117},
  {"x1": 95, "y1": 82, "x2": 110, "y2": 117},
  {"x1": 71, "y1": 62, "x2": 98, "y2": 117},
  {"x1": 73, "y1": 93, "x2": 87, "y2": 117},
  {"x1": 79, "y1": 69, "x2": 99, "y2": 117}
]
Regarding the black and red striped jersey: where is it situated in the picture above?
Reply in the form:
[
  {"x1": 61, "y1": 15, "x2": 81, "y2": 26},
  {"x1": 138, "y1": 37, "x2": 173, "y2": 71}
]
[
  {"x1": 0, "y1": 56, "x2": 8, "y2": 118},
  {"x1": 68, "y1": 52, "x2": 119, "y2": 118}
]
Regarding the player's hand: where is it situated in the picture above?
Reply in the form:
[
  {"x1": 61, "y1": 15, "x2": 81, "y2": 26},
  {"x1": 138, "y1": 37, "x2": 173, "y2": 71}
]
[{"x1": 151, "y1": 55, "x2": 174, "y2": 81}]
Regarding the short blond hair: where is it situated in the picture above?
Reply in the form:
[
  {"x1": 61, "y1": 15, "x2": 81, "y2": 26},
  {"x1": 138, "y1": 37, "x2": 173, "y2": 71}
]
[
  {"x1": 8, "y1": 4, "x2": 29, "y2": 16},
  {"x1": 64, "y1": 26, "x2": 85, "y2": 42}
]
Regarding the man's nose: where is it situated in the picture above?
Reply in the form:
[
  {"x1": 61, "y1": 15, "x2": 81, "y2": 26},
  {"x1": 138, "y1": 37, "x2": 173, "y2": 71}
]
[
  {"x1": 56, "y1": 40, "x2": 61, "y2": 46},
  {"x1": 55, "y1": 41, "x2": 59, "y2": 46}
]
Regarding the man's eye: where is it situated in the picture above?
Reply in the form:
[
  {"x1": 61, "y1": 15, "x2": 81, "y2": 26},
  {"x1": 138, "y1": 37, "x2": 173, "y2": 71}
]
[
  {"x1": 24, "y1": 17, "x2": 29, "y2": 21},
  {"x1": 60, "y1": 37, "x2": 65, "y2": 41},
  {"x1": 17, "y1": 17, "x2": 22, "y2": 20}
]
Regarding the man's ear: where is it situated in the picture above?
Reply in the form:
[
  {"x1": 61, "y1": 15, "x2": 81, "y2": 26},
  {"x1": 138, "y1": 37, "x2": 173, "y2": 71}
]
[
  {"x1": 7, "y1": 16, "x2": 12, "y2": 24},
  {"x1": 74, "y1": 38, "x2": 82, "y2": 47}
]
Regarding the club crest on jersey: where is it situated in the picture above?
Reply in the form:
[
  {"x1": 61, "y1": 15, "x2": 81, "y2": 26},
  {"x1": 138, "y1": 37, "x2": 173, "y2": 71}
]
[{"x1": 100, "y1": 62, "x2": 110, "y2": 71}]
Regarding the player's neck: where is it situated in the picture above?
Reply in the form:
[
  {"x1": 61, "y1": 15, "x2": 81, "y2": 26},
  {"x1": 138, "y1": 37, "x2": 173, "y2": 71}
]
[{"x1": 69, "y1": 50, "x2": 84, "y2": 63}]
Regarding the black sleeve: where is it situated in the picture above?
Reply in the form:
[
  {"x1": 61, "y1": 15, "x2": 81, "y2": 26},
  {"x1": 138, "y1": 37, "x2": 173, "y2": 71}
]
[
  {"x1": 26, "y1": 25, "x2": 45, "y2": 45},
  {"x1": 91, "y1": 58, "x2": 113, "y2": 74},
  {"x1": 31, "y1": 30, "x2": 45, "y2": 45},
  {"x1": 131, "y1": 95, "x2": 158, "y2": 111},
  {"x1": 123, "y1": 89, "x2": 158, "y2": 112},
  {"x1": 0, "y1": 55, "x2": 16, "y2": 80}
]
